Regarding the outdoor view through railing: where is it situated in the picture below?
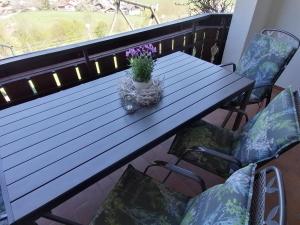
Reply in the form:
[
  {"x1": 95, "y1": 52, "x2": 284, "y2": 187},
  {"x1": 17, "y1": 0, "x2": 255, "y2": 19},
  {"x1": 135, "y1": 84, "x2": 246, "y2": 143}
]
[
  {"x1": 0, "y1": 0, "x2": 235, "y2": 109},
  {"x1": 0, "y1": 0, "x2": 235, "y2": 59}
]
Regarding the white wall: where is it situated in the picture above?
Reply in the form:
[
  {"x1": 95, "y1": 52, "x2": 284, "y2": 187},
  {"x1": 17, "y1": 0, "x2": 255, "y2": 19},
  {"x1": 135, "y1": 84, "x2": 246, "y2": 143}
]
[
  {"x1": 223, "y1": 0, "x2": 300, "y2": 89},
  {"x1": 222, "y1": 0, "x2": 258, "y2": 64},
  {"x1": 245, "y1": 0, "x2": 280, "y2": 46},
  {"x1": 267, "y1": 0, "x2": 300, "y2": 88}
]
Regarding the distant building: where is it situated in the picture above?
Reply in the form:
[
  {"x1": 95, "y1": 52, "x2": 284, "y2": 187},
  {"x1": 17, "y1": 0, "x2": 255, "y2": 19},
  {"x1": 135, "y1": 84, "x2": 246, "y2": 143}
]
[
  {"x1": 0, "y1": 0, "x2": 147, "y2": 15},
  {"x1": 97, "y1": 0, "x2": 115, "y2": 12}
]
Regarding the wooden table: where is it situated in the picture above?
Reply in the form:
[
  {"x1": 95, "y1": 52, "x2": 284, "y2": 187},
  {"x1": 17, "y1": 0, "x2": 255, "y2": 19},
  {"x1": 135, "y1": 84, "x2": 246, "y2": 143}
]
[{"x1": 0, "y1": 52, "x2": 254, "y2": 225}]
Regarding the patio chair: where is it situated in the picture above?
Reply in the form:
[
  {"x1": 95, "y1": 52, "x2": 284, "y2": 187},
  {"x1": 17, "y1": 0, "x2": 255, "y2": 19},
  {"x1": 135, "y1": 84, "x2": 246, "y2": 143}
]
[
  {"x1": 88, "y1": 162, "x2": 286, "y2": 225},
  {"x1": 221, "y1": 29, "x2": 300, "y2": 128},
  {"x1": 167, "y1": 88, "x2": 300, "y2": 178}
]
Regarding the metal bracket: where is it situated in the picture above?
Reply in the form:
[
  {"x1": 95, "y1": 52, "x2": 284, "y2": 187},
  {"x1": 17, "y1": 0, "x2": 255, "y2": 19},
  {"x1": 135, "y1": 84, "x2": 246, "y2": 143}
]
[{"x1": 43, "y1": 212, "x2": 84, "y2": 225}]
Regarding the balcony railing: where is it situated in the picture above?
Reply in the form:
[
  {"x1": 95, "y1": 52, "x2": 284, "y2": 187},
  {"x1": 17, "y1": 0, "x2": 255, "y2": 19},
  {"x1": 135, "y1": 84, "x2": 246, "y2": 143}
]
[{"x1": 0, "y1": 13, "x2": 232, "y2": 109}]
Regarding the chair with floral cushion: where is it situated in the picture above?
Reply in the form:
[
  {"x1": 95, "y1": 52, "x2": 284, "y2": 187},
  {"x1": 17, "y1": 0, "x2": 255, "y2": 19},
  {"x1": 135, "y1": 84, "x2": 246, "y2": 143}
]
[
  {"x1": 87, "y1": 162, "x2": 286, "y2": 225},
  {"x1": 166, "y1": 88, "x2": 300, "y2": 179},
  {"x1": 221, "y1": 29, "x2": 300, "y2": 128}
]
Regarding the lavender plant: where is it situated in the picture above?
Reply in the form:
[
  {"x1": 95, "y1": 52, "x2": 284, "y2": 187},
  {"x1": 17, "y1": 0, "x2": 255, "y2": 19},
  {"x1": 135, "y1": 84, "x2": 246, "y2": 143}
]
[{"x1": 126, "y1": 44, "x2": 157, "y2": 82}]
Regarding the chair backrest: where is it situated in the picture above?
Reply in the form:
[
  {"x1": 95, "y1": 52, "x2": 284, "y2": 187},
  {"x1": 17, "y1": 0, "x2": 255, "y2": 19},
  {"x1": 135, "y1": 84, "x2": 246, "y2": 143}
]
[
  {"x1": 261, "y1": 29, "x2": 300, "y2": 84},
  {"x1": 250, "y1": 166, "x2": 286, "y2": 225},
  {"x1": 236, "y1": 30, "x2": 299, "y2": 100},
  {"x1": 179, "y1": 164, "x2": 256, "y2": 225},
  {"x1": 264, "y1": 89, "x2": 300, "y2": 159},
  {"x1": 267, "y1": 89, "x2": 300, "y2": 159},
  {"x1": 180, "y1": 164, "x2": 286, "y2": 225},
  {"x1": 262, "y1": 29, "x2": 300, "y2": 50},
  {"x1": 293, "y1": 88, "x2": 300, "y2": 123},
  {"x1": 234, "y1": 88, "x2": 300, "y2": 165}
]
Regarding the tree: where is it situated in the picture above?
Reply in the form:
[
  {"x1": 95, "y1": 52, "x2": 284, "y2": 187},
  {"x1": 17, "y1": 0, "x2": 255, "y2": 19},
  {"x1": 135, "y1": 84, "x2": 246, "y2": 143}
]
[
  {"x1": 94, "y1": 21, "x2": 108, "y2": 37},
  {"x1": 188, "y1": 0, "x2": 235, "y2": 14},
  {"x1": 41, "y1": 0, "x2": 51, "y2": 9}
]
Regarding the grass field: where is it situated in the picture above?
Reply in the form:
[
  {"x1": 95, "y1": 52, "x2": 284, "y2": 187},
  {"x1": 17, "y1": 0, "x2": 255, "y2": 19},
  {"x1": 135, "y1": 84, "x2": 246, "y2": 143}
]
[{"x1": 0, "y1": 0, "x2": 189, "y2": 56}]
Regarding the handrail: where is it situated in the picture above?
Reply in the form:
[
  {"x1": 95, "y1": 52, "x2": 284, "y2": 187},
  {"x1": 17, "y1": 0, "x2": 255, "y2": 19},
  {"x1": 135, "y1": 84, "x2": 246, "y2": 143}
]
[
  {"x1": 0, "y1": 13, "x2": 223, "y2": 65},
  {"x1": 0, "y1": 13, "x2": 232, "y2": 109}
]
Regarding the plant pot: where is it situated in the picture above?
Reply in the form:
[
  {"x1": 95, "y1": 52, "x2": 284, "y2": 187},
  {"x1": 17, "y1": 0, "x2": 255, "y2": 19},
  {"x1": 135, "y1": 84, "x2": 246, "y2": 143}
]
[{"x1": 133, "y1": 79, "x2": 152, "y2": 91}]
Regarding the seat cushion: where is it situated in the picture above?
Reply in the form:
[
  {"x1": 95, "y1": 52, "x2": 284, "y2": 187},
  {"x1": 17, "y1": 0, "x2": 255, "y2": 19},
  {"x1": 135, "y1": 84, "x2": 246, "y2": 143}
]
[
  {"x1": 237, "y1": 33, "x2": 295, "y2": 100},
  {"x1": 180, "y1": 164, "x2": 256, "y2": 225},
  {"x1": 234, "y1": 88, "x2": 300, "y2": 165},
  {"x1": 169, "y1": 120, "x2": 238, "y2": 178},
  {"x1": 90, "y1": 165, "x2": 189, "y2": 225}
]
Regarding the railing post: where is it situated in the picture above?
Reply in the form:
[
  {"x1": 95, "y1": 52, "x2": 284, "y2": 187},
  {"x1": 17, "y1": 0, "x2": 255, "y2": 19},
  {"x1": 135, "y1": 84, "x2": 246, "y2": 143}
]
[
  {"x1": 188, "y1": 21, "x2": 197, "y2": 55},
  {"x1": 220, "y1": 17, "x2": 227, "y2": 47},
  {"x1": 215, "y1": 16, "x2": 230, "y2": 64},
  {"x1": 82, "y1": 49, "x2": 92, "y2": 78}
]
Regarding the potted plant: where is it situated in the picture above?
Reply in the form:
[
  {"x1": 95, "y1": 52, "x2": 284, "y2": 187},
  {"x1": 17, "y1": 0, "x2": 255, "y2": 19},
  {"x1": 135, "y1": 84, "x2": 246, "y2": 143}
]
[{"x1": 126, "y1": 44, "x2": 157, "y2": 91}]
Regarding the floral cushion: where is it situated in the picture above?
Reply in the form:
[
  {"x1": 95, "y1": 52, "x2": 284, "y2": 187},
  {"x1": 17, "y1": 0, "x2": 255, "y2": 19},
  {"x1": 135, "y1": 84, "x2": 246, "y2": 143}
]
[
  {"x1": 234, "y1": 88, "x2": 300, "y2": 165},
  {"x1": 90, "y1": 165, "x2": 189, "y2": 225},
  {"x1": 237, "y1": 33, "x2": 295, "y2": 100},
  {"x1": 168, "y1": 120, "x2": 238, "y2": 178},
  {"x1": 180, "y1": 164, "x2": 256, "y2": 225}
]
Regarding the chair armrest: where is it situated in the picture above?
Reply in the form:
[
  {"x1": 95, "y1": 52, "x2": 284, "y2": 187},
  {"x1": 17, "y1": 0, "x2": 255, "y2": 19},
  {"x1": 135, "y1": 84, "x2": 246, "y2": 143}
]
[
  {"x1": 251, "y1": 166, "x2": 286, "y2": 225},
  {"x1": 0, "y1": 215, "x2": 7, "y2": 223},
  {"x1": 266, "y1": 166, "x2": 286, "y2": 225},
  {"x1": 144, "y1": 160, "x2": 206, "y2": 191},
  {"x1": 220, "y1": 63, "x2": 237, "y2": 72},
  {"x1": 187, "y1": 146, "x2": 242, "y2": 169},
  {"x1": 253, "y1": 82, "x2": 274, "y2": 90}
]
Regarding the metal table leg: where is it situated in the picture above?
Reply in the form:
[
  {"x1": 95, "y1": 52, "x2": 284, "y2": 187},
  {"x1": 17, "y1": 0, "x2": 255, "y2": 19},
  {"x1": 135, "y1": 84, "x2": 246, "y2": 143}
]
[{"x1": 232, "y1": 87, "x2": 253, "y2": 130}]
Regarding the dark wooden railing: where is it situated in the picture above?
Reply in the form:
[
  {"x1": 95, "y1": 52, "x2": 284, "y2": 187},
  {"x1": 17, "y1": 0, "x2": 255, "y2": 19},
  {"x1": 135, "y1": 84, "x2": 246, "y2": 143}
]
[{"x1": 0, "y1": 13, "x2": 232, "y2": 109}]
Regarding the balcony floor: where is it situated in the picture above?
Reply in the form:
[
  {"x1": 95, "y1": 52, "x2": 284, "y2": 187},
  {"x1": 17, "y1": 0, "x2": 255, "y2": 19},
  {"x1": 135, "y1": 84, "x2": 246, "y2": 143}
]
[{"x1": 37, "y1": 87, "x2": 300, "y2": 225}]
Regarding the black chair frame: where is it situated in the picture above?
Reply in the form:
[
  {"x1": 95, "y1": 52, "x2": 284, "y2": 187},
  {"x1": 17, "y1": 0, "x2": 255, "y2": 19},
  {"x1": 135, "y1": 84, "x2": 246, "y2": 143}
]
[{"x1": 221, "y1": 29, "x2": 300, "y2": 129}]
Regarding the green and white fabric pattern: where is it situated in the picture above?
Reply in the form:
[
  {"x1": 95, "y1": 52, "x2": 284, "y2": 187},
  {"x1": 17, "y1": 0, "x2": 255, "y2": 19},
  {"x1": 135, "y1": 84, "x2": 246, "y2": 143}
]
[
  {"x1": 234, "y1": 87, "x2": 300, "y2": 165},
  {"x1": 90, "y1": 164, "x2": 256, "y2": 225},
  {"x1": 236, "y1": 33, "x2": 295, "y2": 100},
  {"x1": 168, "y1": 120, "x2": 239, "y2": 178},
  {"x1": 180, "y1": 164, "x2": 256, "y2": 225},
  {"x1": 90, "y1": 165, "x2": 189, "y2": 225},
  {"x1": 169, "y1": 88, "x2": 300, "y2": 177}
]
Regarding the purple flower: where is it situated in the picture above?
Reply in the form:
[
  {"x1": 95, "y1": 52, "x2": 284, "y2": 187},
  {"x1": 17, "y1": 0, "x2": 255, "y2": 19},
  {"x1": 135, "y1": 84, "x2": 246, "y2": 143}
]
[{"x1": 126, "y1": 43, "x2": 157, "y2": 59}]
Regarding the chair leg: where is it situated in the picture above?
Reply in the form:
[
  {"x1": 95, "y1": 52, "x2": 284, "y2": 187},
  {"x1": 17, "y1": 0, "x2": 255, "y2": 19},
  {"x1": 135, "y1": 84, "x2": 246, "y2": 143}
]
[
  {"x1": 233, "y1": 88, "x2": 252, "y2": 130},
  {"x1": 162, "y1": 158, "x2": 181, "y2": 183},
  {"x1": 257, "y1": 102, "x2": 263, "y2": 111},
  {"x1": 221, "y1": 111, "x2": 233, "y2": 128},
  {"x1": 265, "y1": 95, "x2": 272, "y2": 106}
]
